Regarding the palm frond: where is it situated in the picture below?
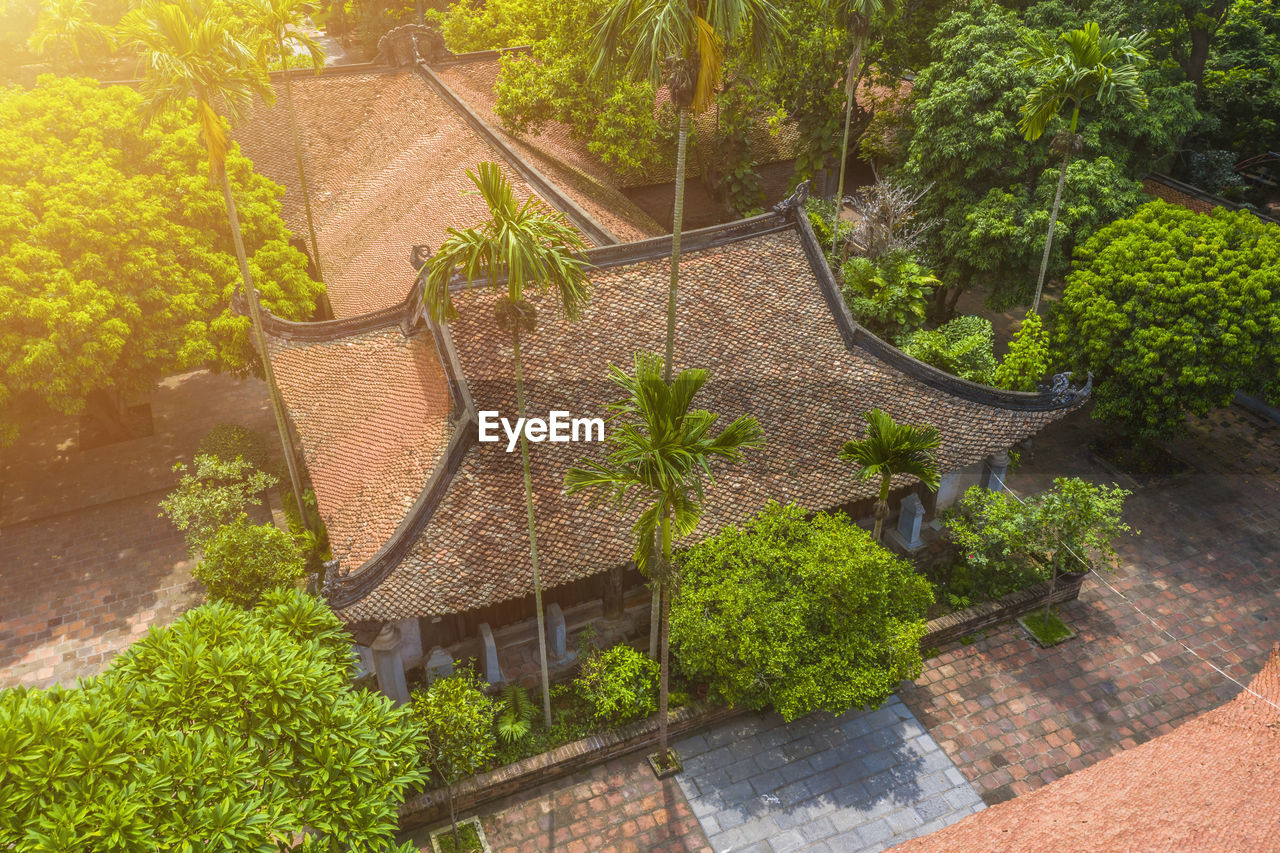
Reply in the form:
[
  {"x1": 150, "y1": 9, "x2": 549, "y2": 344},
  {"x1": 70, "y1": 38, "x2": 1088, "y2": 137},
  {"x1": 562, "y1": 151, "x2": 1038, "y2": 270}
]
[{"x1": 839, "y1": 408, "x2": 941, "y2": 490}]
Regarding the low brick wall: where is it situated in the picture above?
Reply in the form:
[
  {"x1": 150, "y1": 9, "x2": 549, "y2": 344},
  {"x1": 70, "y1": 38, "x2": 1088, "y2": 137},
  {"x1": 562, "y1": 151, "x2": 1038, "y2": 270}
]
[
  {"x1": 920, "y1": 571, "x2": 1088, "y2": 649},
  {"x1": 399, "y1": 701, "x2": 744, "y2": 830}
]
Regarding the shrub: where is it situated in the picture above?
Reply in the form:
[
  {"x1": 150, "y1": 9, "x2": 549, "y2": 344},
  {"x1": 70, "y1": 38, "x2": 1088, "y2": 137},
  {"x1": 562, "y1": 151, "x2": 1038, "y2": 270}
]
[
  {"x1": 494, "y1": 684, "x2": 537, "y2": 745},
  {"x1": 671, "y1": 503, "x2": 933, "y2": 721},
  {"x1": 574, "y1": 643, "x2": 659, "y2": 725},
  {"x1": 993, "y1": 311, "x2": 1051, "y2": 391},
  {"x1": 842, "y1": 251, "x2": 940, "y2": 340},
  {"x1": 942, "y1": 487, "x2": 1046, "y2": 600},
  {"x1": 159, "y1": 454, "x2": 277, "y2": 553},
  {"x1": 194, "y1": 516, "x2": 306, "y2": 607},
  {"x1": 196, "y1": 422, "x2": 271, "y2": 472},
  {"x1": 901, "y1": 315, "x2": 997, "y2": 384},
  {"x1": 0, "y1": 590, "x2": 427, "y2": 849}
]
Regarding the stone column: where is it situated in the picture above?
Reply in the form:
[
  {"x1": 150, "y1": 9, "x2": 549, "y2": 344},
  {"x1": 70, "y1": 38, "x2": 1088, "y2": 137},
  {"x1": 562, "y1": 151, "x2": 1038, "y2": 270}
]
[
  {"x1": 371, "y1": 624, "x2": 410, "y2": 706},
  {"x1": 546, "y1": 603, "x2": 571, "y2": 664},
  {"x1": 983, "y1": 449, "x2": 1011, "y2": 494},
  {"x1": 478, "y1": 622, "x2": 503, "y2": 685},
  {"x1": 935, "y1": 470, "x2": 965, "y2": 510},
  {"x1": 886, "y1": 493, "x2": 926, "y2": 553}
]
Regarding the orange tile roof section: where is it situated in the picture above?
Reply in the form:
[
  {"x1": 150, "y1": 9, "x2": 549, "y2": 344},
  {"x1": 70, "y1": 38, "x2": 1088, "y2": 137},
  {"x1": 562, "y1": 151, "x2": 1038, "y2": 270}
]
[
  {"x1": 267, "y1": 324, "x2": 453, "y2": 574},
  {"x1": 334, "y1": 218, "x2": 1081, "y2": 621},
  {"x1": 893, "y1": 647, "x2": 1280, "y2": 853},
  {"x1": 234, "y1": 69, "x2": 545, "y2": 319}
]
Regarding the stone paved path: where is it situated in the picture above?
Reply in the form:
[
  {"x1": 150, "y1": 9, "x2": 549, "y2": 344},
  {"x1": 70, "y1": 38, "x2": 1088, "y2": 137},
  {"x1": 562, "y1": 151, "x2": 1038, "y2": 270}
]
[
  {"x1": 0, "y1": 370, "x2": 277, "y2": 688},
  {"x1": 899, "y1": 406, "x2": 1280, "y2": 805},
  {"x1": 403, "y1": 752, "x2": 711, "y2": 853},
  {"x1": 675, "y1": 697, "x2": 984, "y2": 853}
]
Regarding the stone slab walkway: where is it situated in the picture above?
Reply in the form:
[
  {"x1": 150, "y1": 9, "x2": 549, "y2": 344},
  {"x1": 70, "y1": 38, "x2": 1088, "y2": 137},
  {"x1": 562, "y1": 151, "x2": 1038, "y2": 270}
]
[
  {"x1": 899, "y1": 406, "x2": 1280, "y2": 806},
  {"x1": 675, "y1": 697, "x2": 984, "y2": 853},
  {"x1": 402, "y1": 752, "x2": 711, "y2": 853}
]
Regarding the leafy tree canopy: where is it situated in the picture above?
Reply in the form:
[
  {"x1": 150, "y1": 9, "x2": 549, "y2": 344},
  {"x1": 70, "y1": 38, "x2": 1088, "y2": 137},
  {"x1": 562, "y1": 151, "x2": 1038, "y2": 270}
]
[
  {"x1": 670, "y1": 502, "x2": 932, "y2": 721},
  {"x1": 195, "y1": 514, "x2": 307, "y2": 607},
  {"x1": 0, "y1": 76, "x2": 323, "y2": 444},
  {"x1": 0, "y1": 590, "x2": 426, "y2": 851},
  {"x1": 1052, "y1": 200, "x2": 1280, "y2": 439}
]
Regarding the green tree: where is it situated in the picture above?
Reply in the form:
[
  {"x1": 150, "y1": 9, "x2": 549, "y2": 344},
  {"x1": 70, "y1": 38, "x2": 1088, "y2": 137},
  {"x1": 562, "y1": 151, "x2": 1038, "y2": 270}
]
[
  {"x1": 993, "y1": 310, "x2": 1051, "y2": 391},
  {"x1": 671, "y1": 502, "x2": 932, "y2": 720},
  {"x1": 196, "y1": 515, "x2": 307, "y2": 606},
  {"x1": 842, "y1": 251, "x2": 939, "y2": 341},
  {"x1": 28, "y1": 0, "x2": 113, "y2": 71},
  {"x1": 411, "y1": 671, "x2": 497, "y2": 851},
  {"x1": 421, "y1": 161, "x2": 590, "y2": 728},
  {"x1": 839, "y1": 408, "x2": 940, "y2": 541},
  {"x1": 1198, "y1": 0, "x2": 1280, "y2": 157},
  {"x1": 1052, "y1": 200, "x2": 1280, "y2": 440},
  {"x1": 240, "y1": 0, "x2": 327, "y2": 286},
  {"x1": 900, "y1": 315, "x2": 998, "y2": 384},
  {"x1": 122, "y1": 0, "x2": 312, "y2": 525},
  {"x1": 1016, "y1": 21, "x2": 1150, "y2": 313},
  {"x1": 159, "y1": 454, "x2": 277, "y2": 552},
  {"x1": 592, "y1": 0, "x2": 785, "y2": 381},
  {"x1": 565, "y1": 352, "x2": 764, "y2": 765},
  {"x1": 0, "y1": 590, "x2": 427, "y2": 850},
  {"x1": 0, "y1": 77, "x2": 321, "y2": 445},
  {"x1": 574, "y1": 642, "x2": 660, "y2": 724}
]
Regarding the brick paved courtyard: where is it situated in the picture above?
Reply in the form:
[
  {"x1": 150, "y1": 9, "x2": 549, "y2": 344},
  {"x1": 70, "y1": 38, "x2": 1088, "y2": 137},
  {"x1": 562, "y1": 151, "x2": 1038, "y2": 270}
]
[
  {"x1": 402, "y1": 752, "x2": 712, "y2": 853},
  {"x1": 675, "y1": 696, "x2": 984, "y2": 853},
  {"x1": 0, "y1": 370, "x2": 277, "y2": 688},
  {"x1": 899, "y1": 405, "x2": 1280, "y2": 805}
]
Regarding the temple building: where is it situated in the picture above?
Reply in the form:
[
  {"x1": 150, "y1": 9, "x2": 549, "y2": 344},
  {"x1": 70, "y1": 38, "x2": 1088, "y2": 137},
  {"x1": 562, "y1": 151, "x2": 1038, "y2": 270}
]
[{"x1": 236, "y1": 50, "x2": 1088, "y2": 700}]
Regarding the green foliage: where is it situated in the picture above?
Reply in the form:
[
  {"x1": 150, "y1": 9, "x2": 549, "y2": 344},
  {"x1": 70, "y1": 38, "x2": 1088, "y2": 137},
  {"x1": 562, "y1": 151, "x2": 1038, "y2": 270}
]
[
  {"x1": 0, "y1": 77, "x2": 323, "y2": 445},
  {"x1": 574, "y1": 643, "x2": 660, "y2": 725},
  {"x1": 196, "y1": 422, "x2": 272, "y2": 471},
  {"x1": 994, "y1": 311, "x2": 1051, "y2": 391},
  {"x1": 671, "y1": 503, "x2": 932, "y2": 721},
  {"x1": 437, "y1": 0, "x2": 549, "y2": 50},
  {"x1": 0, "y1": 590, "x2": 427, "y2": 851},
  {"x1": 195, "y1": 515, "x2": 307, "y2": 607},
  {"x1": 1020, "y1": 609, "x2": 1073, "y2": 644},
  {"x1": 494, "y1": 684, "x2": 537, "y2": 745},
  {"x1": 159, "y1": 454, "x2": 277, "y2": 553},
  {"x1": 411, "y1": 670, "x2": 497, "y2": 789},
  {"x1": 946, "y1": 477, "x2": 1132, "y2": 584},
  {"x1": 842, "y1": 251, "x2": 940, "y2": 340},
  {"x1": 1199, "y1": 0, "x2": 1280, "y2": 157},
  {"x1": 1052, "y1": 200, "x2": 1280, "y2": 439},
  {"x1": 901, "y1": 315, "x2": 998, "y2": 384}
]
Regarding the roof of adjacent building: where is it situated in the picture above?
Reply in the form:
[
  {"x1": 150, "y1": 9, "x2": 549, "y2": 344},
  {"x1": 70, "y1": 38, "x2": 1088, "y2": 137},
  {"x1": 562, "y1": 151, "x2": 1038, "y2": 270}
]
[
  {"x1": 317, "y1": 209, "x2": 1083, "y2": 622},
  {"x1": 892, "y1": 647, "x2": 1280, "y2": 853},
  {"x1": 234, "y1": 68, "x2": 548, "y2": 319}
]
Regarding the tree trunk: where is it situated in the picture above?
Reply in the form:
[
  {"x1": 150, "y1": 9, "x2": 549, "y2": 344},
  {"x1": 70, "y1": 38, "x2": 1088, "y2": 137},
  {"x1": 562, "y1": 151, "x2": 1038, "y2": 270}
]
[
  {"x1": 512, "y1": 329, "x2": 553, "y2": 728},
  {"x1": 603, "y1": 563, "x2": 625, "y2": 618},
  {"x1": 657, "y1": 512, "x2": 673, "y2": 757},
  {"x1": 218, "y1": 163, "x2": 310, "y2": 531},
  {"x1": 665, "y1": 109, "x2": 690, "y2": 384},
  {"x1": 832, "y1": 32, "x2": 865, "y2": 256},
  {"x1": 1042, "y1": 551, "x2": 1060, "y2": 629},
  {"x1": 85, "y1": 387, "x2": 132, "y2": 442},
  {"x1": 280, "y1": 38, "x2": 329, "y2": 320},
  {"x1": 872, "y1": 477, "x2": 891, "y2": 541},
  {"x1": 449, "y1": 784, "x2": 459, "y2": 852},
  {"x1": 648, "y1": 530, "x2": 659, "y2": 661},
  {"x1": 1031, "y1": 147, "x2": 1071, "y2": 315}
]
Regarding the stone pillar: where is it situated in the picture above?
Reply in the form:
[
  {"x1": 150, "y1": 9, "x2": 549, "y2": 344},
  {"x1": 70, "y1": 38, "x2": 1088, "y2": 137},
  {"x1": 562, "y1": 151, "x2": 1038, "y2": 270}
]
[
  {"x1": 935, "y1": 470, "x2": 965, "y2": 510},
  {"x1": 425, "y1": 647, "x2": 454, "y2": 682},
  {"x1": 886, "y1": 493, "x2": 926, "y2": 552},
  {"x1": 371, "y1": 624, "x2": 410, "y2": 706},
  {"x1": 546, "y1": 603, "x2": 571, "y2": 664},
  {"x1": 602, "y1": 564, "x2": 626, "y2": 619},
  {"x1": 983, "y1": 449, "x2": 1011, "y2": 494},
  {"x1": 395, "y1": 617, "x2": 423, "y2": 668},
  {"x1": 478, "y1": 622, "x2": 503, "y2": 685}
]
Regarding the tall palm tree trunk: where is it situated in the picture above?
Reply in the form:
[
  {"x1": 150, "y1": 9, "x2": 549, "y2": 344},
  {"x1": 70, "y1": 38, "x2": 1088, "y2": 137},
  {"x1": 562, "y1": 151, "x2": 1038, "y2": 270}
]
[
  {"x1": 1031, "y1": 147, "x2": 1071, "y2": 315},
  {"x1": 279, "y1": 42, "x2": 326, "y2": 295},
  {"x1": 872, "y1": 476, "x2": 890, "y2": 541},
  {"x1": 831, "y1": 39, "x2": 863, "y2": 255},
  {"x1": 512, "y1": 330, "x2": 554, "y2": 728},
  {"x1": 657, "y1": 512, "x2": 673, "y2": 756},
  {"x1": 218, "y1": 163, "x2": 310, "y2": 527}
]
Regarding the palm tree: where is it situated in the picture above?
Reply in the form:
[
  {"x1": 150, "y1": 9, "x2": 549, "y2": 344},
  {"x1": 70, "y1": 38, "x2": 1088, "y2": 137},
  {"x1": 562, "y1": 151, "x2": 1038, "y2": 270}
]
[
  {"x1": 121, "y1": 0, "x2": 310, "y2": 530},
  {"x1": 565, "y1": 352, "x2": 763, "y2": 767},
  {"x1": 1017, "y1": 22, "x2": 1149, "y2": 314},
  {"x1": 29, "y1": 0, "x2": 114, "y2": 73},
  {"x1": 421, "y1": 162, "x2": 590, "y2": 728},
  {"x1": 829, "y1": 0, "x2": 892, "y2": 255},
  {"x1": 592, "y1": 0, "x2": 785, "y2": 383},
  {"x1": 240, "y1": 0, "x2": 327, "y2": 288},
  {"x1": 839, "y1": 408, "x2": 940, "y2": 541}
]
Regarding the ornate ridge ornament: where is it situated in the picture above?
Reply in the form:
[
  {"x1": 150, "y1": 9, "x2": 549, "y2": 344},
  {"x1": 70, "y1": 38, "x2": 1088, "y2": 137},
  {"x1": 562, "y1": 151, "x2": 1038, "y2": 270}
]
[
  {"x1": 1041, "y1": 371, "x2": 1093, "y2": 405},
  {"x1": 771, "y1": 180, "x2": 811, "y2": 218}
]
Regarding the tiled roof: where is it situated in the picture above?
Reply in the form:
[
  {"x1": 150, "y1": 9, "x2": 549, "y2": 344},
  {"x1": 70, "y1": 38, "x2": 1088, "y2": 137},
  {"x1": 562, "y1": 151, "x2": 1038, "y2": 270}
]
[
  {"x1": 266, "y1": 323, "x2": 454, "y2": 573},
  {"x1": 335, "y1": 220, "x2": 1077, "y2": 621},
  {"x1": 893, "y1": 647, "x2": 1280, "y2": 853},
  {"x1": 234, "y1": 69, "x2": 545, "y2": 318}
]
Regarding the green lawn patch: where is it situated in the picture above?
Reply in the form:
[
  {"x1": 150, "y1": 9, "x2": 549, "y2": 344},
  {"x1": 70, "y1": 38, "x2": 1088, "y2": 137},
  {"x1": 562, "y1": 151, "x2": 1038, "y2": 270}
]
[{"x1": 1018, "y1": 610, "x2": 1075, "y2": 647}]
